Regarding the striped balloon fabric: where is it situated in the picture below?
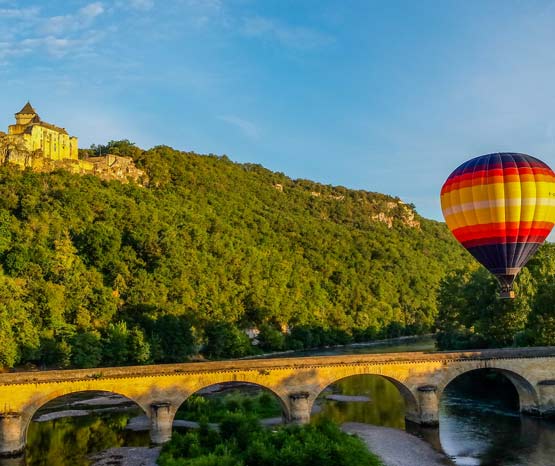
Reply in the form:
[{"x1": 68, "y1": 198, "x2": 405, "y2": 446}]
[{"x1": 440, "y1": 153, "x2": 555, "y2": 296}]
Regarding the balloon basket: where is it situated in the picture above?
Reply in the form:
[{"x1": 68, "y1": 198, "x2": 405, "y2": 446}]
[{"x1": 499, "y1": 289, "x2": 515, "y2": 299}]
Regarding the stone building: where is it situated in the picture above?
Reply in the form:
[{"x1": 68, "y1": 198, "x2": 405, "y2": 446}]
[
  {"x1": 86, "y1": 154, "x2": 146, "y2": 184},
  {"x1": 0, "y1": 103, "x2": 147, "y2": 185},
  {"x1": 7, "y1": 102, "x2": 79, "y2": 161}
]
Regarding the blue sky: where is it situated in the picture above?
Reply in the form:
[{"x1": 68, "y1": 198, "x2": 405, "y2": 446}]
[{"x1": 2, "y1": 0, "x2": 555, "y2": 220}]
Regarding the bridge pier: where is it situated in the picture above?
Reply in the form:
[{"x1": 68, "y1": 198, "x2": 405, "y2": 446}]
[
  {"x1": 288, "y1": 392, "x2": 311, "y2": 425},
  {"x1": 417, "y1": 385, "x2": 439, "y2": 426},
  {"x1": 537, "y1": 380, "x2": 555, "y2": 417},
  {"x1": 0, "y1": 413, "x2": 24, "y2": 457},
  {"x1": 150, "y1": 402, "x2": 174, "y2": 444}
]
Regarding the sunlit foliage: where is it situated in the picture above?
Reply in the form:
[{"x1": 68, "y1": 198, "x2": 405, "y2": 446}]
[
  {"x1": 436, "y1": 243, "x2": 555, "y2": 349},
  {"x1": 158, "y1": 414, "x2": 383, "y2": 466},
  {"x1": 0, "y1": 141, "x2": 470, "y2": 368}
]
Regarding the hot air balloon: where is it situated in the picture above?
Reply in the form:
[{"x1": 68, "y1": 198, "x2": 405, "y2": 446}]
[{"x1": 440, "y1": 152, "x2": 555, "y2": 298}]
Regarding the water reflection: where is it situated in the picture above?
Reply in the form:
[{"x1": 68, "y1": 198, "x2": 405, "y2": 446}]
[
  {"x1": 2, "y1": 392, "x2": 151, "y2": 466},
  {"x1": 25, "y1": 411, "x2": 149, "y2": 466},
  {"x1": 312, "y1": 369, "x2": 555, "y2": 466},
  {"x1": 439, "y1": 370, "x2": 555, "y2": 466},
  {"x1": 311, "y1": 375, "x2": 406, "y2": 428}
]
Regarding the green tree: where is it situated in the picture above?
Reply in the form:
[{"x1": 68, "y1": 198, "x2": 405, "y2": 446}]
[
  {"x1": 102, "y1": 322, "x2": 130, "y2": 366},
  {"x1": 129, "y1": 326, "x2": 151, "y2": 364},
  {"x1": 151, "y1": 315, "x2": 195, "y2": 363},
  {"x1": 257, "y1": 324, "x2": 285, "y2": 351},
  {"x1": 71, "y1": 331, "x2": 103, "y2": 368},
  {"x1": 203, "y1": 323, "x2": 253, "y2": 359},
  {"x1": 437, "y1": 264, "x2": 537, "y2": 349},
  {"x1": 159, "y1": 414, "x2": 382, "y2": 466}
]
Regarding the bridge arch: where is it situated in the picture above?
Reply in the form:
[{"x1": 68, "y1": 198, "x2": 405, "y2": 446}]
[
  {"x1": 437, "y1": 367, "x2": 539, "y2": 414},
  {"x1": 20, "y1": 388, "x2": 149, "y2": 449},
  {"x1": 311, "y1": 373, "x2": 419, "y2": 424},
  {"x1": 176, "y1": 381, "x2": 291, "y2": 423}
]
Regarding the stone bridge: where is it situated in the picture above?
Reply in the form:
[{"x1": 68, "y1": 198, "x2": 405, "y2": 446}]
[{"x1": 2, "y1": 346, "x2": 555, "y2": 456}]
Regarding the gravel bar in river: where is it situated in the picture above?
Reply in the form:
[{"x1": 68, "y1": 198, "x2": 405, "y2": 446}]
[{"x1": 342, "y1": 422, "x2": 453, "y2": 466}]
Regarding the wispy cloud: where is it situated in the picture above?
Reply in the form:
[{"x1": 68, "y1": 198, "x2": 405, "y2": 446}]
[
  {"x1": 242, "y1": 16, "x2": 334, "y2": 49},
  {"x1": 0, "y1": 2, "x2": 106, "y2": 60},
  {"x1": 19, "y1": 32, "x2": 104, "y2": 58},
  {"x1": 219, "y1": 115, "x2": 260, "y2": 140},
  {"x1": 80, "y1": 2, "x2": 104, "y2": 19},
  {"x1": 0, "y1": 6, "x2": 40, "y2": 19},
  {"x1": 40, "y1": 2, "x2": 105, "y2": 35}
]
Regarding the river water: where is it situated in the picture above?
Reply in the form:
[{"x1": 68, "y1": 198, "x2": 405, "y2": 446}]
[{"x1": 6, "y1": 337, "x2": 555, "y2": 465}]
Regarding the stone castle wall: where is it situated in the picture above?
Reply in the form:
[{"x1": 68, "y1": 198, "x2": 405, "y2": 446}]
[{"x1": 1, "y1": 104, "x2": 147, "y2": 185}]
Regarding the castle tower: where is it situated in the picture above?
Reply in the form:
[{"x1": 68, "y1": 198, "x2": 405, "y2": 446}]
[
  {"x1": 6, "y1": 102, "x2": 79, "y2": 161},
  {"x1": 14, "y1": 102, "x2": 38, "y2": 126}
]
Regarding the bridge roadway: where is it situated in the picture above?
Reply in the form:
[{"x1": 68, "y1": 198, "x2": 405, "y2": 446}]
[{"x1": 2, "y1": 346, "x2": 555, "y2": 456}]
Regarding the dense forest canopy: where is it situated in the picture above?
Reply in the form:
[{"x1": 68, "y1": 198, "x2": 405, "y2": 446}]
[
  {"x1": 436, "y1": 242, "x2": 555, "y2": 350},
  {"x1": 0, "y1": 140, "x2": 474, "y2": 368}
]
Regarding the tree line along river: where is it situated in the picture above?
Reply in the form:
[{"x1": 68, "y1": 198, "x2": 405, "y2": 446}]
[{"x1": 3, "y1": 336, "x2": 555, "y2": 466}]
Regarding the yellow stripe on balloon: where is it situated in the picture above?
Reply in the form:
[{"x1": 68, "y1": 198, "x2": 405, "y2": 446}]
[
  {"x1": 443, "y1": 203, "x2": 555, "y2": 227},
  {"x1": 442, "y1": 198, "x2": 555, "y2": 216},
  {"x1": 441, "y1": 181, "x2": 555, "y2": 209}
]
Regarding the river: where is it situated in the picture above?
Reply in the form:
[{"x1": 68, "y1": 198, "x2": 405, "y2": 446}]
[{"x1": 5, "y1": 337, "x2": 555, "y2": 466}]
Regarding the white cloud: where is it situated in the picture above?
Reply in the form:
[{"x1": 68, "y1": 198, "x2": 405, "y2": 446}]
[
  {"x1": 80, "y1": 2, "x2": 104, "y2": 19},
  {"x1": 0, "y1": 41, "x2": 13, "y2": 59},
  {"x1": 20, "y1": 36, "x2": 75, "y2": 58},
  {"x1": 219, "y1": 115, "x2": 260, "y2": 140},
  {"x1": 0, "y1": 2, "x2": 107, "y2": 61},
  {"x1": 0, "y1": 7, "x2": 39, "y2": 19},
  {"x1": 40, "y1": 15, "x2": 73, "y2": 34},
  {"x1": 242, "y1": 16, "x2": 334, "y2": 49},
  {"x1": 17, "y1": 31, "x2": 104, "y2": 58},
  {"x1": 40, "y1": 2, "x2": 105, "y2": 35}
]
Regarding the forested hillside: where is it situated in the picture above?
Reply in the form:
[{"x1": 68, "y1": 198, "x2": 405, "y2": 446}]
[{"x1": 0, "y1": 141, "x2": 471, "y2": 368}]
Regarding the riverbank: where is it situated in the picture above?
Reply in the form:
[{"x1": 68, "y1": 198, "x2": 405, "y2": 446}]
[
  {"x1": 90, "y1": 447, "x2": 161, "y2": 466},
  {"x1": 242, "y1": 334, "x2": 436, "y2": 359},
  {"x1": 342, "y1": 423, "x2": 453, "y2": 466}
]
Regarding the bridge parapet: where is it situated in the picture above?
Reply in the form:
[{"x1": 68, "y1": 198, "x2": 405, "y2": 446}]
[{"x1": 2, "y1": 346, "x2": 555, "y2": 387}]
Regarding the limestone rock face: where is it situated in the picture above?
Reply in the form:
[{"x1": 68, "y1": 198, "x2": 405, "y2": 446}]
[
  {"x1": 85, "y1": 154, "x2": 147, "y2": 185},
  {"x1": 371, "y1": 201, "x2": 420, "y2": 229},
  {"x1": 0, "y1": 139, "x2": 147, "y2": 185}
]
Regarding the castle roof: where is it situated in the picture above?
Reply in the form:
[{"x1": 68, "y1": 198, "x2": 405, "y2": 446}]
[
  {"x1": 35, "y1": 121, "x2": 68, "y2": 135},
  {"x1": 16, "y1": 102, "x2": 37, "y2": 115},
  {"x1": 22, "y1": 120, "x2": 68, "y2": 135}
]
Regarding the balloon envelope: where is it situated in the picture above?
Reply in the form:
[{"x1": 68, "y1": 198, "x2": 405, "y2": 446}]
[{"x1": 440, "y1": 152, "x2": 555, "y2": 295}]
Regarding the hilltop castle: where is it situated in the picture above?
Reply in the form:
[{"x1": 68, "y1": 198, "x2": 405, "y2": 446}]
[
  {"x1": 7, "y1": 102, "x2": 79, "y2": 160},
  {"x1": 0, "y1": 103, "x2": 146, "y2": 184}
]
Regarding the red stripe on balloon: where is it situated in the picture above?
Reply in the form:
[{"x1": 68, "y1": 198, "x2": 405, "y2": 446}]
[
  {"x1": 452, "y1": 222, "x2": 554, "y2": 245},
  {"x1": 441, "y1": 168, "x2": 555, "y2": 194}
]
